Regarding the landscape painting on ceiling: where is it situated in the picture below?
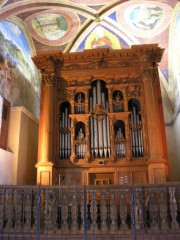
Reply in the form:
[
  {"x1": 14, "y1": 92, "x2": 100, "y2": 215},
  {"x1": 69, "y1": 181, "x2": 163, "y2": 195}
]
[
  {"x1": 0, "y1": 20, "x2": 40, "y2": 117},
  {"x1": 32, "y1": 14, "x2": 68, "y2": 41},
  {"x1": 25, "y1": 10, "x2": 80, "y2": 46},
  {"x1": 0, "y1": 20, "x2": 38, "y2": 82}
]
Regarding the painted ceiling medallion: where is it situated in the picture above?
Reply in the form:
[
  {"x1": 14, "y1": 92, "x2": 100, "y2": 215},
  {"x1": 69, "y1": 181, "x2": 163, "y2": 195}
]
[
  {"x1": 85, "y1": 26, "x2": 121, "y2": 50},
  {"x1": 71, "y1": 0, "x2": 113, "y2": 5},
  {"x1": 25, "y1": 10, "x2": 80, "y2": 46},
  {"x1": 116, "y1": 1, "x2": 172, "y2": 38}
]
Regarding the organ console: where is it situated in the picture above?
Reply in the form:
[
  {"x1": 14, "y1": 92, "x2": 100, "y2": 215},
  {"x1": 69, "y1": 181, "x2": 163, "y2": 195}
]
[{"x1": 33, "y1": 45, "x2": 169, "y2": 185}]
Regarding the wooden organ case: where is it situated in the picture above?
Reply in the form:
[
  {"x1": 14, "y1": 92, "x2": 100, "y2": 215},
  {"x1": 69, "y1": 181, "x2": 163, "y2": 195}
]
[{"x1": 33, "y1": 44, "x2": 169, "y2": 186}]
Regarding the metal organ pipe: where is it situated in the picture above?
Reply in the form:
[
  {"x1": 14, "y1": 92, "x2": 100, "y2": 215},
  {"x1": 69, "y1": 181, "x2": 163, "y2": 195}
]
[
  {"x1": 59, "y1": 105, "x2": 71, "y2": 159},
  {"x1": 75, "y1": 93, "x2": 85, "y2": 114},
  {"x1": 130, "y1": 106, "x2": 144, "y2": 157},
  {"x1": 93, "y1": 86, "x2": 98, "y2": 157},
  {"x1": 115, "y1": 127, "x2": 126, "y2": 157},
  {"x1": 102, "y1": 92, "x2": 108, "y2": 158},
  {"x1": 90, "y1": 80, "x2": 110, "y2": 158},
  {"x1": 75, "y1": 128, "x2": 85, "y2": 158}
]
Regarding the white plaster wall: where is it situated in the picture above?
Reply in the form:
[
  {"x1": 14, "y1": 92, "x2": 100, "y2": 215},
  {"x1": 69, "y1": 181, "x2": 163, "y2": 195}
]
[
  {"x1": 166, "y1": 125, "x2": 177, "y2": 181},
  {"x1": 0, "y1": 148, "x2": 14, "y2": 184},
  {"x1": 172, "y1": 113, "x2": 180, "y2": 181},
  {"x1": 8, "y1": 107, "x2": 39, "y2": 185}
]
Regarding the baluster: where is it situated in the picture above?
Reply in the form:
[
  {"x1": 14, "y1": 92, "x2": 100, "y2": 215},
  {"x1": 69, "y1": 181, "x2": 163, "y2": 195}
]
[
  {"x1": 90, "y1": 191, "x2": 98, "y2": 230},
  {"x1": 134, "y1": 188, "x2": 143, "y2": 230},
  {"x1": 149, "y1": 190, "x2": 158, "y2": 231},
  {"x1": 44, "y1": 190, "x2": 56, "y2": 233},
  {"x1": 109, "y1": 192, "x2": 117, "y2": 231},
  {"x1": 81, "y1": 189, "x2": 88, "y2": 231},
  {"x1": 24, "y1": 189, "x2": 32, "y2": 232},
  {"x1": 5, "y1": 188, "x2": 14, "y2": 231},
  {"x1": 159, "y1": 188, "x2": 168, "y2": 232},
  {"x1": 0, "y1": 187, "x2": 5, "y2": 233},
  {"x1": 71, "y1": 194, "x2": 78, "y2": 231},
  {"x1": 169, "y1": 187, "x2": 179, "y2": 230},
  {"x1": 101, "y1": 193, "x2": 107, "y2": 231},
  {"x1": 119, "y1": 190, "x2": 128, "y2": 230},
  {"x1": 61, "y1": 194, "x2": 68, "y2": 230},
  {"x1": 14, "y1": 188, "x2": 23, "y2": 232},
  {"x1": 32, "y1": 188, "x2": 41, "y2": 234}
]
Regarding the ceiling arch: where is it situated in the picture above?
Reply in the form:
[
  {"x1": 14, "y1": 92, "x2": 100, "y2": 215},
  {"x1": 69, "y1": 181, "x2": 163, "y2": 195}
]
[{"x1": 0, "y1": 0, "x2": 179, "y2": 120}]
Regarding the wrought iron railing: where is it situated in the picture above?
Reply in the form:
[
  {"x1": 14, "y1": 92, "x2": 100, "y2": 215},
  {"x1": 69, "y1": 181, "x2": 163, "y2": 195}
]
[{"x1": 0, "y1": 183, "x2": 180, "y2": 239}]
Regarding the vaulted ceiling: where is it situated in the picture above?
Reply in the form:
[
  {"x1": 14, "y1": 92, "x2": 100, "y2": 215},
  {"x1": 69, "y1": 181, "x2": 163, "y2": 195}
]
[{"x1": 0, "y1": 0, "x2": 180, "y2": 120}]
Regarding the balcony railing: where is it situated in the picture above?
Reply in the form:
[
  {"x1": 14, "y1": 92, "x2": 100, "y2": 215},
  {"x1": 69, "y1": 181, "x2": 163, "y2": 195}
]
[{"x1": 0, "y1": 183, "x2": 180, "y2": 239}]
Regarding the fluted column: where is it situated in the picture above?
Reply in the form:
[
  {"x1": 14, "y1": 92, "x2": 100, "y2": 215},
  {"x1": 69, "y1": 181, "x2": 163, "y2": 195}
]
[{"x1": 36, "y1": 73, "x2": 54, "y2": 185}]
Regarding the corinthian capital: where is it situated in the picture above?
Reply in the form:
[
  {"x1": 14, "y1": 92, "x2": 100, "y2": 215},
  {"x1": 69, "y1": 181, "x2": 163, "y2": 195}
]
[{"x1": 42, "y1": 73, "x2": 55, "y2": 86}]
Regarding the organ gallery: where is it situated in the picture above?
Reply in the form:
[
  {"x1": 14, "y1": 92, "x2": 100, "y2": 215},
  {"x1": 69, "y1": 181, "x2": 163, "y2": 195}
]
[{"x1": 33, "y1": 44, "x2": 169, "y2": 186}]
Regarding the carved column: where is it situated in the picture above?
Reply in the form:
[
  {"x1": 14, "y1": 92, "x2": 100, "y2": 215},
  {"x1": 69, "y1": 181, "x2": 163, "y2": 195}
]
[
  {"x1": 84, "y1": 89, "x2": 89, "y2": 114},
  {"x1": 107, "y1": 87, "x2": 113, "y2": 113},
  {"x1": 36, "y1": 73, "x2": 54, "y2": 185},
  {"x1": 125, "y1": 119, "x2": 132, "y2": 161},
  {"x1": 142, "y1": 64, "x2": 168, "y2": 183},
  {"x1": 70, "y1": 118, "x2": 76, "y2": 163},
  {"x1": 109, "y1": 116, "x2": 116, "y2": 161},
  {"x1": 85, "y1": 120, "x2": 91, "y2": 162}
]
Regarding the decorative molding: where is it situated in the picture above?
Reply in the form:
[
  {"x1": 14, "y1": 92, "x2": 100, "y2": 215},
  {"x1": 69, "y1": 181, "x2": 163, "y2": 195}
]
[{"x1": 11, "y1": 106, "x2": 39, "y2": 124}]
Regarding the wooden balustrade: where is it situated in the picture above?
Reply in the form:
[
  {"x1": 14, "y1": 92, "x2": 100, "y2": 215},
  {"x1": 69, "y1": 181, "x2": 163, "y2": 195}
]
[{"x1": 0, "y1": 184, "x2": 180, "y2": 239}]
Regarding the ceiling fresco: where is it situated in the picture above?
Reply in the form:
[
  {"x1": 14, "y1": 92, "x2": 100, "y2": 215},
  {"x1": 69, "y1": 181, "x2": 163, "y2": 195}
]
[
  {"x1": 25, "y1": 9, "x2": 80, "y2": 46},
  {"x1": 0, "y1": 0, "x2": 179, "y2": 116},
  {"x1": 116, "y1": 1, "x2": 173, "y2": 38}
]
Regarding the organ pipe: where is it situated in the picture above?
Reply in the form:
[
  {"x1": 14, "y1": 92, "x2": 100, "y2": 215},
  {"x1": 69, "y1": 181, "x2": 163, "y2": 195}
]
[
  {"x1": 90, "y1": 80, "x2": 110, "y2": 158},
  {"x1": 75, "y1": 93, "x2": 85, "y2": 114},
  {"x1": 59, "y1": 104, "x2": 71, "y2": 159},
  {"x1": 75, "y1": 128, "x2": 85, "y2": 158},
  {"x1": 115, "y1": 127, "x2": 126, "y2": 157},
  {"x1": 130, "y1": 106, "x2": 144, "y2": 157}
]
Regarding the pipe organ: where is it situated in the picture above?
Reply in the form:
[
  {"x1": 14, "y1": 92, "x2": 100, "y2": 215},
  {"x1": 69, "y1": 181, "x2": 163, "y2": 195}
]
[
  {"x1": 59, "y1": 102, "x2": 71, "y2": 159},
  {"x1": 33, "y1": 45, "x2": 169, "y2": 186}
]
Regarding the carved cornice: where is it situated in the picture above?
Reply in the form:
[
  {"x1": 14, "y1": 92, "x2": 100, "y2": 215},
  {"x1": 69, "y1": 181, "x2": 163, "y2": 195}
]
[{"x1": 61, "y1": 44, "x2": 163, "y2": 72}]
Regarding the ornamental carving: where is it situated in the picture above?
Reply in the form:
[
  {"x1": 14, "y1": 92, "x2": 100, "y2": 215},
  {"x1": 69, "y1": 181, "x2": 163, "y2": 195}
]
[
  {"x1": 42, "y1": 73, "x2": 55, "y2": 86},
  {"x1": 126, "y1": 85, "x2": 142, "y2": 97},
  {"x1": 91, "y1": 104, "x2": 107, "y2": 120}
]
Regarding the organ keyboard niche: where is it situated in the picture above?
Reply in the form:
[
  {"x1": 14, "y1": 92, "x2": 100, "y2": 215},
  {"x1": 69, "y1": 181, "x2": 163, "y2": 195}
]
[{"x1": 58, "y1": 79, "x2": 145, "y2": 162}]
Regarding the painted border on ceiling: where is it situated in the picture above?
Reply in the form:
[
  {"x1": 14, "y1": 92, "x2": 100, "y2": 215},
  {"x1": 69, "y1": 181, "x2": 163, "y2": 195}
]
[{"x1": 70, "y1": 0, "x2": 113, "y2": 6}]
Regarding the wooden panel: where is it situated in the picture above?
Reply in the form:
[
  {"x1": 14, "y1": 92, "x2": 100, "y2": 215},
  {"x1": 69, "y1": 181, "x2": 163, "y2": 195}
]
[{"x1": 0, "y1": 97, "x2": 10, "y2": 150}]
